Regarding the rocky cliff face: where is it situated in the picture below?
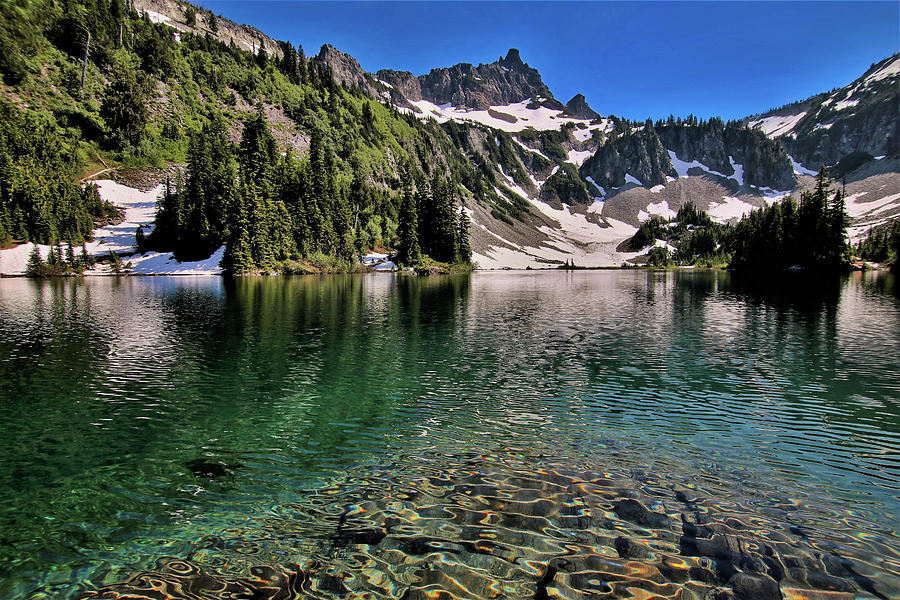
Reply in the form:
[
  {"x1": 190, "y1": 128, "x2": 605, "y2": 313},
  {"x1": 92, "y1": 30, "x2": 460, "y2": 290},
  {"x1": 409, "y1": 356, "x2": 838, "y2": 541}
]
[
  {"x1": 541, "y1": 163, "x2": 592, "y2": 206},
  {"x1": 580, "y1": 128, "x2": 676, "y2": 192},
  {"x1": 315, "y1": 44, "x2": 369, "y2": 89},
  {"x1": 378, "y1": 49, "x2": 560, "y2": 109},
  {"x1": 747, "y1": 54, "x2": 899, "y2": 169},
  {"x1": 656, "y1": 121, "x2": 794, "y2": 190},
  {"x1": 134, "y1": 0, "x2": 282, "y2": 58},
  {"x1": 374, "y1": 69, "x2": 422, "y2": 107}
]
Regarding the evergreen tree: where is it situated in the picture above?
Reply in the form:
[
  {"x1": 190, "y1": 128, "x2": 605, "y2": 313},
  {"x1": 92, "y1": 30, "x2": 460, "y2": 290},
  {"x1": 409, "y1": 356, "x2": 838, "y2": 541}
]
[
  {"x1": 48, "y1": 242, "x2": 60, "y2": 266},
  {"x1": 222, "y1": 194, "x2": 254, "y2": 274},
  {"x1": 308, "y1": 129, "x2": 337, "y2": 252},
  {"x1": 0, "y1": 218, "x2": 9, "y2": 247},
  {"x1": 135, "y1": 226, "x2": 145, "y2": 252},
  {"x1": 349, "y1": 172, "x2": 369, "y2": 256},
  {"x1": 396, "y1": 176, "x2": 421, "y2": 266},
  {"x1": 297, "y1": 44, "x2": 308, "y2": 84},
  {"x1": 26, "y1": 245, "x2": 44, "y2": 276},
  {"x1": 729, "y1": 166, "x2": 849, "y2": 272},
  {"x1": 80, "y1": 242, "x2": 93, "y2": 268},
  {"x1": 66, "y1": 242, "x2": 77, "y2": 269},
  {"x1": 893, "y1": 222, "x2": 900, "y2": 273},
  {"x1": 100, "y1": 58, "x2": 149, "y2": 149},
  {"x1": 109, "y1": 249, "x2": 122, "y2": 274},
  {"x1": 247, "y1": 184, "x2": 276, "y2": 271},
  {"x1": 456, "y1": 204, "x2": 471, "y2": 263},
  {"x1": 239, "y1": 109, "x2": 277, "y2": 189}
]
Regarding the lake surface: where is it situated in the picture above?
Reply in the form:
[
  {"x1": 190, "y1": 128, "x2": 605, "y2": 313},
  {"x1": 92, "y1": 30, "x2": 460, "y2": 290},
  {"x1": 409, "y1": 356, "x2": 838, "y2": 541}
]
[{"x1": 0, "y1": 271, "x2": 897, "y2": 599}]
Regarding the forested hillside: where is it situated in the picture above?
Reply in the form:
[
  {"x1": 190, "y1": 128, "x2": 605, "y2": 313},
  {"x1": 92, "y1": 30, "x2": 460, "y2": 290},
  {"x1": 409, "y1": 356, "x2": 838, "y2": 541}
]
[{"x1": 0, "y1": 0, "x2": 475, "y2": 272}]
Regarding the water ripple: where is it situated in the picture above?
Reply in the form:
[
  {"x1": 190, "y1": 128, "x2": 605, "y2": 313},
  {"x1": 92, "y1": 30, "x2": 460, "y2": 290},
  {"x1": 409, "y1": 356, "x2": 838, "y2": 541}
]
[{"x1": 0, "y1": 272, "x2": 897, "y2": 599}]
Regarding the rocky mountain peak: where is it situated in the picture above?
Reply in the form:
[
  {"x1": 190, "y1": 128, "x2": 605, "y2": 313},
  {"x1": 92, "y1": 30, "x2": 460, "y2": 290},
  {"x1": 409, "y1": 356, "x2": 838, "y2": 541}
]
[
  {"x1": 564, "y1": 94, "x2": 599, "y2": 120},
  {"x1": 315, "y1": 44, "x2": 369, "y2": 89},
  {"x1": 498, "y1": 48, "x2": 525, "y2": 70},
  {"x1": 395, "y1": 48, "x2": 561, "y2": 110}
]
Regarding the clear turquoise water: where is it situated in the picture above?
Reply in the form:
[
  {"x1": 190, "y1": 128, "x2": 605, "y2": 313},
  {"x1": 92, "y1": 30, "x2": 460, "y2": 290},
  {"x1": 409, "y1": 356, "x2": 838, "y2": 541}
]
[{"x1": 0, "y1": 271, "x2": 897, "y2": 599}]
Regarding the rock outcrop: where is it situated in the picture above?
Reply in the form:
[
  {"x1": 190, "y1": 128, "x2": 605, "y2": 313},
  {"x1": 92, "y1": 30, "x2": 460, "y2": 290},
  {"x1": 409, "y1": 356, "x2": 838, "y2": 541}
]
[
  {"x1": 580, "y1": 127, "x2": 676, "y2": 190},
  {"x1": 656, "y1": 120, "x2": 795, "y2": 190},
  {"x1": 315, "y1": 44, "x2": 369, "y2": 89},
  {"x1": 134, "y1": 0, "x2": 282, "y2": 59},
  {"x1": 564, "y1": 93, "x2": 600, "y2": 120}
]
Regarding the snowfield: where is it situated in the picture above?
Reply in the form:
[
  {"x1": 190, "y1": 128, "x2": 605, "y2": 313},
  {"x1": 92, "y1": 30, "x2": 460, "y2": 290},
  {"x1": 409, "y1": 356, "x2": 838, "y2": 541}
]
[
  {"x1": 789, "y1": 155, "x2": 817, "y2": 176},
  {"x1": 707, "y1": 197, "x2": 757, "y2": 223},
  {"x1": 845, "y1": 191, "x2": 900, "y2": 220},
  {"x1": 748, "y1": 112, "x2": 807, "y2": 137},
  {"x1": 668, "y1": 150, "x2": 731, "y2": 181},
  {"x1": 863, "y1": 55, "x2": 900, "y2": 84},
  {"x1": 473, "y1": 194, "x2": 641, "y2": 270},
  {"x1": 566, "y1": 148, "x2": 593, "y2": 167},
  {"x1": 637, "y1": 200, "x2": 676, "y2": 222},
  {"x1": 401, "y1": 98, "x2": 609, "y2": 134}
]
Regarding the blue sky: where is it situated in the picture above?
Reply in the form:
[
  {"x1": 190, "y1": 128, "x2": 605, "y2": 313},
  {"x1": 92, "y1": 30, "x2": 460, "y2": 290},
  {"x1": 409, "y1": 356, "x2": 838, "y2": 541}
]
[{"x1": 202, "y1": 1, "x2": 899, "y2": 121}]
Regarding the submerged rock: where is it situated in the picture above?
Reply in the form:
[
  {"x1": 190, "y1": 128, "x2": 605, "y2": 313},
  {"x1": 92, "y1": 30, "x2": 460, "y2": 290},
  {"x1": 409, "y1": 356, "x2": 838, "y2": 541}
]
[
  {"x1": 185, "y1": 459, "x2": 242, "y2": 478},
  {"x1": 613, "y1": 497, "x2": 671, "y2": 528},
  {"x1": 729, "y1": 572, "x2": 782, "y2": 600}
]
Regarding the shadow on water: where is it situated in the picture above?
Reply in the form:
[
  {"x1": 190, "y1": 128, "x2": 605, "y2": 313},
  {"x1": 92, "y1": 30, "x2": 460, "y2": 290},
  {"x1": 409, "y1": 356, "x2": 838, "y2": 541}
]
[{"x1": 726, "y1": 270, "x2": 842, "y2": 320}]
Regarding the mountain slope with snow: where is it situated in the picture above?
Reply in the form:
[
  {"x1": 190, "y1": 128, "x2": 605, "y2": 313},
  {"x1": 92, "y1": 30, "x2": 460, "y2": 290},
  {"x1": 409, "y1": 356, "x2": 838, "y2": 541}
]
[{"x1": 746, "y1": 54, "x2": 899, "y2": 170}]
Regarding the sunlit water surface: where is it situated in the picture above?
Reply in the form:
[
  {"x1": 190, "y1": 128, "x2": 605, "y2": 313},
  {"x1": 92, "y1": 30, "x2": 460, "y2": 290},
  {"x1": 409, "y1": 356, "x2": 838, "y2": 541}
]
[{"x1": 0, "y1": 271, "x2": 897, "y2": 599}]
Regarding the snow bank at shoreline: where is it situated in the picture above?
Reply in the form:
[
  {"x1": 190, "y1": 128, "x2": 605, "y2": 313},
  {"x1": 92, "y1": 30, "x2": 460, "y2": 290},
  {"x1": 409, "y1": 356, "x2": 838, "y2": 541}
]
[{"x1": 0, "y1": 179, "x2": 225, "y2": 276}]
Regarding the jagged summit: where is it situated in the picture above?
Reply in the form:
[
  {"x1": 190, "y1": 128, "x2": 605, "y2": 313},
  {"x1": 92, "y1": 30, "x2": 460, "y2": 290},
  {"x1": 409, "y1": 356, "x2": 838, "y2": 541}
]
[
  {"x1": 377, "y1": 48, "x2": 560, "y2": 110},
  {"x1": 498, "y1": 48, "x2": 525, "y2": 70},
  {"x1": 564, "y1": 94, "x2": 600, "y2": 120},
  {"x1": 316, "y1": 44, "x2": 369, "y2": 90}
]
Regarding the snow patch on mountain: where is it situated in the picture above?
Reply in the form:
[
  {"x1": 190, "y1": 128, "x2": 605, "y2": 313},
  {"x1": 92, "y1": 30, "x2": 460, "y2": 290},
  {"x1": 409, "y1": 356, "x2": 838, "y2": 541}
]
[
  {"x1": 667, "y1": 150, "x2": 730, "y2": 180},
  {"x1": 833, "y1": 98, "x2": 859, "y2": 111},
  {"x1": 637, "y1": 200, "x2": 676, "y2": 222},
  {"x1": 496, "y1": 168, "x2": 532, "y2": 203},
  {"x1": 863, "y1": 55, "x2": 900, "y2": 84},
  {"x1": 748, "y1": 112, "x2": 807, "y2": 137},
  {"x1": 789, "y1": 155, "x2": 817, "y2": 176},
  {"x1": 729, "y1": 157, "x2": 744, "y2": 186},
  {"x1": 585, "y1": 176, "x2": 604, "y2": 195},
  {"x1": 845, "y1": 191, "x2": 900, "y2": 219},
  {"x1": 472, "y1": 196, "x2": 641, "y2": 269},
  {"x1": 514, "y1": 138, "x2": 551, "y2": 161},
  {"x1": 142, "y1": 9, "x2": 171, "y2": 24},
  {"x1": 566, "y1": 148, "x2": 593, "y2": 166},
  {"x1": 0, "y1": 180, "x2": 226, "y2": 275},
  {"x1": 708, "y1": 196, "x2": 756, "y2": 223},
  {"x1": 401, "y1": 98, "x2": 602, "y2": 133}
]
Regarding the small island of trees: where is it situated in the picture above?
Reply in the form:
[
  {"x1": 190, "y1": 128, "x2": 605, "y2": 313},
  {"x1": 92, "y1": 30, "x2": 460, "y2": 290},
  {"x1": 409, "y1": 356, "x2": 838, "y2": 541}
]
[{"x1": 629, "y1": 167, "x2": 897, "y2": 273}]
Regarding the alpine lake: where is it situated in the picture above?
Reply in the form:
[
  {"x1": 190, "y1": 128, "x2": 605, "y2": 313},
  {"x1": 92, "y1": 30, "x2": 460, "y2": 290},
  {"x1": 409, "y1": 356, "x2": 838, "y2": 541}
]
[{"x1": 0, "y1": 270, "x2": 897, "y2": 600}]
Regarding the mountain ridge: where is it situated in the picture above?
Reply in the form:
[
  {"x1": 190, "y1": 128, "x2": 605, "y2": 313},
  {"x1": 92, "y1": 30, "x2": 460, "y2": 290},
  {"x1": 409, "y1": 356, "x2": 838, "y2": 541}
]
[{"x1": 0, "y1": 0, "x2": 896, "y2": 273}]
